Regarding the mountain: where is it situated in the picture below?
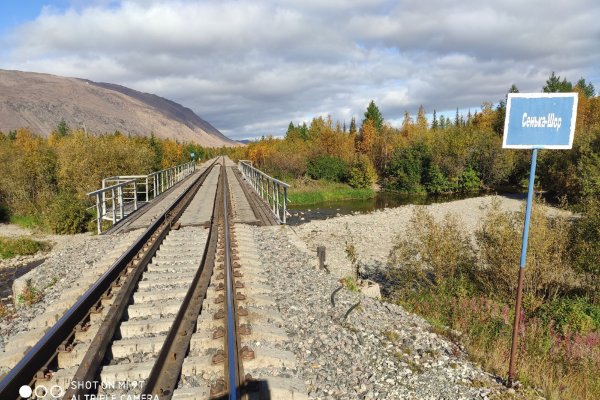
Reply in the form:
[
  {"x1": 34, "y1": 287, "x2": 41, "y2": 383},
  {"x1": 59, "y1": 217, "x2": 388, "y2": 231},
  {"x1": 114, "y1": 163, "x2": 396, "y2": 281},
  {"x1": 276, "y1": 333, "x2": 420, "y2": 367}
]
[{"x1": 0, "y1": 69, "x2": 239, "y2": 147}]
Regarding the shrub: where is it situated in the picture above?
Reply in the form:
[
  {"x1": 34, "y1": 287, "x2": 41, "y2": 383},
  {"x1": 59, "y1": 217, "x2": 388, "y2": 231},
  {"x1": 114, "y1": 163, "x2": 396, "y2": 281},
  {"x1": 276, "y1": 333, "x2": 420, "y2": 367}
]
[
  {"x1": 384, "y1": 141, "x2": 430, "y2": 193},
  {"x1": 44, "y1": 192, "x2": 90, "y2": 234},
  {"x1": 475, "y1": 199, "x2": 576, "y2": 307},
  {"x1": 386, "y1": 207, "x2": 476, "y2": 299},
  {"x1": 306, "y1": 155, "x2": 349, "y2": 182},
  {"x1": 457, "y1": 167, "x2": 481, "y2": 192},
  {"x1": 539, "y1": 297, "x2": 600, "y2": 334},
  {"x1": 571, "y1": 199, "x2": 600, "y2": 304},
  {"x1": 424, "y1": 164, "x2": 452, "y2": 194},
  {"x1": 348, "y1": 155, "x2": 377, "y2": 189}
]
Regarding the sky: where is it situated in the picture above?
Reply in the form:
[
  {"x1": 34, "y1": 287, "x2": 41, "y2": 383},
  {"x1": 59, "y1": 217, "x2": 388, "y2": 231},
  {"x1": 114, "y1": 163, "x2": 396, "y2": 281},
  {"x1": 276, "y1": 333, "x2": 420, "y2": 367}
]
[{"x1": 1, "y1": 0, "x2": 599, "y2": 140}]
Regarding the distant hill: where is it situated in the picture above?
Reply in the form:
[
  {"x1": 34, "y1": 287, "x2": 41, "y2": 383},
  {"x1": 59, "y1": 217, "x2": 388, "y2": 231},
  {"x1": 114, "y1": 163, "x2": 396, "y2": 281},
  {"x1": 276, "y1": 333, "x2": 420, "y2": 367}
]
[{"x1": 0, "y1": 69, "x2": 240, "y2": 147}]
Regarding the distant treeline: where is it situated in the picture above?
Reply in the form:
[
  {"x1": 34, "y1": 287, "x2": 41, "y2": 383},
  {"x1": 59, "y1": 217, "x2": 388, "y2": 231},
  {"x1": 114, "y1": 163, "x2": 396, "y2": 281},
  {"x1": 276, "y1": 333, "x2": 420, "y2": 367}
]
[
  {"x1": 226, "y1": 72, "x2": 600, "y2": 206},
  {"x1": 0, "y1": 126, "x2": 217, "y2": 233}
]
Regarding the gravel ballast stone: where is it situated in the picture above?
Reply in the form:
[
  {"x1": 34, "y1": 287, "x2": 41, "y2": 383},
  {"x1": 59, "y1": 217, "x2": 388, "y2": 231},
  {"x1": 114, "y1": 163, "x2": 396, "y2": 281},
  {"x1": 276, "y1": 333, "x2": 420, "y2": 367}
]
[{"x1": 252, "y1": 222, "x2": 510, "y2": 399}]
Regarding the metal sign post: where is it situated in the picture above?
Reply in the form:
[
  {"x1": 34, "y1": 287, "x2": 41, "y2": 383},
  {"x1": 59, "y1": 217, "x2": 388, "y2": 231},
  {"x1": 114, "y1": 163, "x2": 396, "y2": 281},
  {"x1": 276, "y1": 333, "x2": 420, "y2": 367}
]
[{"x1": 502, "y1": 92, "x2": 577, "y2": 385}]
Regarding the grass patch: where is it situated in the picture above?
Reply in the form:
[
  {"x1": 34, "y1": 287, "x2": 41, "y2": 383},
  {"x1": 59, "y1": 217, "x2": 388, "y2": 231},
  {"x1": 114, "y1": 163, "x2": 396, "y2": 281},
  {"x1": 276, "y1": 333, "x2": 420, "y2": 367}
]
[
  {"x1": 0, "y1": 302, "x2": 14, "y2": 320},
  {"x1": 340, "y1": 276, "x2": 360, "y2": 292},
  {"x1": 288, "y1": 179, "x2": 375, "y2": 205},
  {"x1": 0, "y1": 236, "x2": 51, "y2": 259},
  {"x1": 9, "y1": 214, "x2": 42, "y2": 229},
  {"x1": 17, "y1": 279, "x2": 43, "y2": 306},
  {"x1": 398, "y1": 289, "x2": 600, "y2": 399}
]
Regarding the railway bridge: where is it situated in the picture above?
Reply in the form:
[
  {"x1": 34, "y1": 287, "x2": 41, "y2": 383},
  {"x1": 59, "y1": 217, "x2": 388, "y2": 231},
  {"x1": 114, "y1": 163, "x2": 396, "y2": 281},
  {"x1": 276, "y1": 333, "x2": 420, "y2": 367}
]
[{"x1": 0, "y1": 157, "x2": 306, "y2": 400}]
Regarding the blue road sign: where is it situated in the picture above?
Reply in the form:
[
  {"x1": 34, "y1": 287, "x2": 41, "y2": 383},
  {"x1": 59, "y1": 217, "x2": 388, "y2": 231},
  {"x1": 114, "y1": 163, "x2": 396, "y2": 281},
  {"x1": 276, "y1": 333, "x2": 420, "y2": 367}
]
[
  {"x1": 503, "y1": 92, "x2": 578, "y2": 382},
  {"x1": 503, "y1": 93, "x2": 578, "y2": 149}
]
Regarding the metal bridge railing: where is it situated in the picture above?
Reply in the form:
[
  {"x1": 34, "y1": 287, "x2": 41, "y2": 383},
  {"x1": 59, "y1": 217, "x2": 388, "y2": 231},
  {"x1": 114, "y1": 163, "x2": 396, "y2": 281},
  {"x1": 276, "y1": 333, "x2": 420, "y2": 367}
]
[
  {"x1": 238, "y1": 160, "x2": 289, "y2": 224},
  {"x1": 87, "y1": 161, "x2": 196, "y2": 234}
]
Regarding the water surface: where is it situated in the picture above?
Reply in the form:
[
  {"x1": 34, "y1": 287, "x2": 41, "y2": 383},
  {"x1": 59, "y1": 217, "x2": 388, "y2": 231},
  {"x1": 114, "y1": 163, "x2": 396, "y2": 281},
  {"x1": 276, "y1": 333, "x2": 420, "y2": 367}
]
[{"x1": 287, "y1": 188, "x2": 527, "y2": 225}]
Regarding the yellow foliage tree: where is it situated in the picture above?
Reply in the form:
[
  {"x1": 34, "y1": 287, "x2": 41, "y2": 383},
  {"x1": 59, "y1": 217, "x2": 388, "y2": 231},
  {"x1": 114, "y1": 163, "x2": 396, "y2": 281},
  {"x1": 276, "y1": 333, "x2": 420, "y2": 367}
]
[{"x1": 357, "y1": 119, "x2": 376, "y2": 156}]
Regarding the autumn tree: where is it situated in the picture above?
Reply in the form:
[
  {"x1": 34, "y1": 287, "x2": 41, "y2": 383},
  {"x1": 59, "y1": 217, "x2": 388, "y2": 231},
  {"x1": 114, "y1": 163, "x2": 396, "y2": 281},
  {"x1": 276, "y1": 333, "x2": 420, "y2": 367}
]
[
  {"x1": 494, "y1": 84, "x2": 519, "y2": 135},
  {"x1": 356, "y1": 119, "x2": 376, "y2": 155},
  {"x1": 401, "y1": 111, "x2": 414, "y2": 136},
  {"x1": 472, "y1": 102, "x2": 496, "y2": 131}
]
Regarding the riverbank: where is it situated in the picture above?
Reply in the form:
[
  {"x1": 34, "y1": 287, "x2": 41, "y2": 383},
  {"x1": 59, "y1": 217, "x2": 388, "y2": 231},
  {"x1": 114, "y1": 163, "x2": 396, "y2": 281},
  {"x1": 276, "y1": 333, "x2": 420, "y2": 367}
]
[
  {"x1": 291, "y1": 195, "x2": 563, "y2": 278},
  {"x1": 287, "y1": 179, "x2": 375, "y2": 206}
]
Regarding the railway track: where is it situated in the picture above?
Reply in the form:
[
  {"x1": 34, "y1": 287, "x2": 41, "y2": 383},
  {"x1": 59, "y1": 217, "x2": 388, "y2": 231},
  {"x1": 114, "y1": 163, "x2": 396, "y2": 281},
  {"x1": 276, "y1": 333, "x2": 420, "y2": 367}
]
[{"x1": 0, "y1": 156, "x2": 306, "y2": 400}]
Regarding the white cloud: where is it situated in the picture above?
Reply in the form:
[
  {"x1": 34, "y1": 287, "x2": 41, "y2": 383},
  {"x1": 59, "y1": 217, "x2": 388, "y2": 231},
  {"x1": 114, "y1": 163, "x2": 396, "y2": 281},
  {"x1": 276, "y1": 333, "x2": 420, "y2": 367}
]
[{"x1": 2, "y1": 0, "x2": 599, "y2": 139}]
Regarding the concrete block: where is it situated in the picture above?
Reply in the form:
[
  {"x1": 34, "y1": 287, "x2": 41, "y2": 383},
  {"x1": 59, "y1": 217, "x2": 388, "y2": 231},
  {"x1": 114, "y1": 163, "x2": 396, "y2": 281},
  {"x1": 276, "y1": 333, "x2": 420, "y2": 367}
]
[
  {"x1": 109, "y1": 335, "x2": 166, "y2": 359},
  {"x1": 242, "y1": 346, "x2": 297, "y2": 370},
  {"x1": 0, "y1": 345, "x2": 30, "y2": 369},
  {"x1": 180, "y1": 355, "x2": 221, "y2": 376},
  {"x1": 133, "y1": 288, "x2": 187, "y2": 303},
  {"x1": 100, "y1": 360, "x2": 154, "y2": 382},
  {"x1": 4, "y1": 326, "x2": 48, "y2": 352},
  {"x1": 126, "y1": 299, "x2": 182, "y2": 318},
  {"x1": 119, "y1": 319, "x2": 173, "y2": 338},
  {"x1": 172, "y1": 386, "x2": 211, "y2": 399},
  {"x1": 360, "y1": 279, "x2": 382, "y2": 299}
]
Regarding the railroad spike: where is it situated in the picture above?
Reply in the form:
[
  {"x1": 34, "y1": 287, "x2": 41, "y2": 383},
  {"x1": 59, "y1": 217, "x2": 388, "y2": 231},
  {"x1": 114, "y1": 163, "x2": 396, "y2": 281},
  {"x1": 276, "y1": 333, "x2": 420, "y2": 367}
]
[
  {"x1": 240, "y1": 346, "x2": 255, "y2": 360},
  {"x1": 211, "y1": 350, "x2": 225, "y2": 364},
  {"x1": 212, "y1": 326, "x2": 225, "y2": 339},
  {"x1": 214, "y1": 308, "x2": 225, "y2": 319},
  {"x1": 239, "y1": 324, "x2": 252, "y2": 335},
  {"x1": 36, "y1": 368, "x2": 52, "y2": 381},
  {"x1": 57, "y1": 342, "x2": 73, "y2": 353},
  {"x1": 210, "y1": 379, "x2": 227, "y2": 398}
]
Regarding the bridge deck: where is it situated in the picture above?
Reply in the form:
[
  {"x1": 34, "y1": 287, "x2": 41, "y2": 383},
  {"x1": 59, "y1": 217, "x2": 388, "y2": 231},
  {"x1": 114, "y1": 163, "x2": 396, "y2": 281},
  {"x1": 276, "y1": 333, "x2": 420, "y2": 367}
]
[
  {"x1": 109, "y1": 157, "x2": 278, "y2": 234},
  {"x1": 109, "y1": 159, "x2": 215, "y2": 234},
  {"x1": 178, "y1": 165, "x2": 220, "y2": 227}
]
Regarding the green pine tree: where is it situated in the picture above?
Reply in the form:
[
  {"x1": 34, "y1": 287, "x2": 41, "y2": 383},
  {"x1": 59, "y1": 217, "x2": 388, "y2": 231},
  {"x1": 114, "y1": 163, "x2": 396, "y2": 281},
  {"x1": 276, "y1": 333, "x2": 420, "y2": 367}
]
[
  {"x1": 363, "y1": 100, "x2": 384, "y2": 134},
  {"x1": 543, "y1": 71, "x2": 572, "y2": 93},
  {"x1": 575, "y1": 78, "x2": 595, "y2": 98},
  {"x1": 349, "y1": 117, "x2": 357, "y2": 135}
]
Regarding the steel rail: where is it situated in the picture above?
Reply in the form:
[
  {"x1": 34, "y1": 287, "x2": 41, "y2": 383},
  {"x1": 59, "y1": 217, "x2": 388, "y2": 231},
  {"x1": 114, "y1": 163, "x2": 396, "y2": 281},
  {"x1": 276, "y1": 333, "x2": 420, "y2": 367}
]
[
  {"x1": 223, "y1": 160, "x2": 242, "y2": 399},
  {"x1": 141, "y1": 160, "x2": 222, "y2": 399},
  {"x1": 64, "y1": 158, "x2": 219, "y2": 400},
  {"x1": 0, "y1": 159, "x2": 218, "y2": 400}
]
